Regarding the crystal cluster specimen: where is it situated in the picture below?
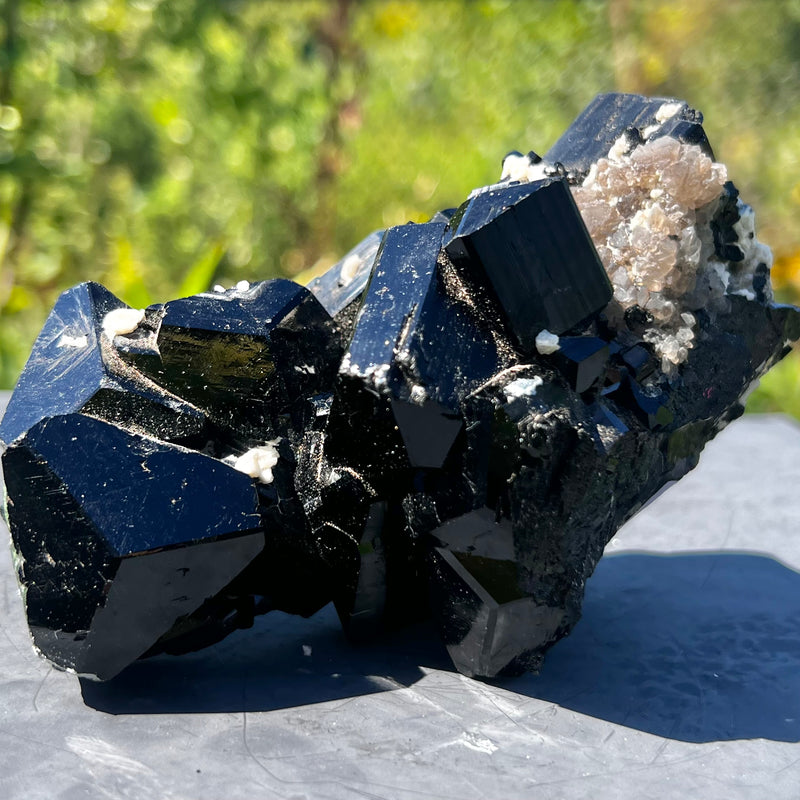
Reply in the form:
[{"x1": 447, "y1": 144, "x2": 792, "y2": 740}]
[{"x1": 2, "y1": 93, "x2": 798, "y2": 681}]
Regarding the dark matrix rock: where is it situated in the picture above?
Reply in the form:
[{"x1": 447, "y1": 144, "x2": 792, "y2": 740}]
[{"x1": 2, "y1": 93, "x2": 798, "y2": 682}]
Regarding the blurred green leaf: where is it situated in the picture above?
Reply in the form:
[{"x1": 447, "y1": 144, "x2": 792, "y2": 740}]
[
  {"x1": 747, "y1": 350, "x2": 800, "y2": 417},
  {"x1": 107, "y1": 237, "x2": 153, "y2": 310},
  {"x1": 177, "y1": 239, "x2": 225, "y2": 298},
  {"x1": 2, "y1": 285, "x2": 33, "y2": 314}
]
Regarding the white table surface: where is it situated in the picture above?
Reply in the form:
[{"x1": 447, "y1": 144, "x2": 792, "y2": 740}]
[{"x1": 2, "y1": 390, "x2": 800, "y2": 800}]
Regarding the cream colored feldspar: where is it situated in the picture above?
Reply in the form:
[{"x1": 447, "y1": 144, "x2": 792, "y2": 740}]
[{"x1": 567, "y1": 134, "x2": 770, "y2": 373}]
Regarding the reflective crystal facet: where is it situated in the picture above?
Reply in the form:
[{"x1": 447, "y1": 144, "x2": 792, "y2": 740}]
[
  {"x1": 4, "y1": 413, "x2": 264, "y2": 678},
  {"x1": 0, "y1": 282, "x2": 207, "y2": 450}
]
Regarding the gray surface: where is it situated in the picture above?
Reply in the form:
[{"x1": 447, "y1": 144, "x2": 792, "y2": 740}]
[{"x1": 2, "y1": 389, "x2": 800, "y2": 799}]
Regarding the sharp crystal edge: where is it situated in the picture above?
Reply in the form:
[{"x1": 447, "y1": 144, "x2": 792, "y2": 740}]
[{"x1": 2, "y1": 92, "x2": 799, "y2": 681}]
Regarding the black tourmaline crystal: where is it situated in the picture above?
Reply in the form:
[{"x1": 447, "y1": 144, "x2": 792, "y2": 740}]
[
  {"x1": 443, "y1": 178, "x2": 613, "y2": 349},
  {"x1": 2, "y1": 93, "x2": 798, "y2": 681}
]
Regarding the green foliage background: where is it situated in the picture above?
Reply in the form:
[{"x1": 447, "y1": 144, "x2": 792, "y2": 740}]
[{"x1": 1, "y1": 0, "x2": 799, "y2": 413}]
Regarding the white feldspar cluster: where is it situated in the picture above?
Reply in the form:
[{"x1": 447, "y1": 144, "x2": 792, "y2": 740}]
[{"x1": 570, "y1": 135, "x2": 771, "y2": 372}]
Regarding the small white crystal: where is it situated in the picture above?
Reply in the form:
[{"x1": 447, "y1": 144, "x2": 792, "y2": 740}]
[
  {"x1": 525, "y1": 161, "x2": 549, "y2": 182},
  {"x1": 102, "y1": 308, "x2": 145, "y2": 339},
  {"x1": 655, "y1": 101, "x2": 684, "y2": 123},
  {"x1": 233, "y1": 443, "x2": 280, "y2": 484},
  {"x1": 501, "y1": 152, "x2": 531, "y2": 183},
  {"x1": 709, "y1": 261, "x2": 731, "y2": 291},
  {"x1": 58, "y1": 334, "x2": 88, "y2": 348},
  {"x1": 504, "y1": 376, "x2": 544, "y2": 401},
  {"x1": 410, "y1": 384, "x2": 427, "y2": 404},
  {"x1": 608, "y1": 134, "x2": 631, "y2": 162},
  {"x1": 733, "y1": 204, "x2": 756, "y2": 243},
  {"x1": 676, "y1": 327, "x2": 694, "y2": 345},
  {"x1": 535, "y1": 329, "x2": 560, "y2": 355},
  {"x1": 235, "y1": 280, "x2": 250, "y2": 292},
  {"x1": 339, "y1": 253, "x2": 362, "y2": 287}
]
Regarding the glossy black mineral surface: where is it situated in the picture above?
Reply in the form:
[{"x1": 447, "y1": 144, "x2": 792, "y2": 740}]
[{"x1": 2, "y1": 93, "x2": 798, "y2": 681}]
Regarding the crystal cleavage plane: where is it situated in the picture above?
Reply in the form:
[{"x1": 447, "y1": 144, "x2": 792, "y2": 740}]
[{"x1": 2, "y1": 93, "x2": 798, "y2": 681}]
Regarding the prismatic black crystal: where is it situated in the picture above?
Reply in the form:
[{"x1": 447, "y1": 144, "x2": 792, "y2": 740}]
[
  {"x1": 443, "y1": 178, "x2": 613, "y2": 349},
  {"x1": 2, "y1": 93, "x2": 799, "y2": 681}
]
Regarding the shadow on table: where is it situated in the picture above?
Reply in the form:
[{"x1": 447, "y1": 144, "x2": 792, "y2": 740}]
[
  {"x1": 83, "y1": 551, "x2": 800, "y2": 744},
  {"x1": 500, "y1": 551, "x2": 800, "y2": 744},
  {"x1": 80, "y1": 608, "x2": 452, "y2": 715}
]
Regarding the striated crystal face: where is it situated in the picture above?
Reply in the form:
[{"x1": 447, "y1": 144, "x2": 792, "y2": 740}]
[{"x1": 1, "y1": 92, "x2": 798, "y2": 682}]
